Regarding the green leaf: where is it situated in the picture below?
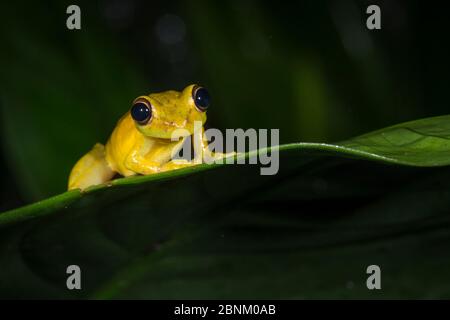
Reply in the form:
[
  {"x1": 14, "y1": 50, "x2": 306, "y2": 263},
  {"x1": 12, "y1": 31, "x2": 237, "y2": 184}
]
[{"x1": 1, "y1": 115, "x2": 450, "y2": 299}]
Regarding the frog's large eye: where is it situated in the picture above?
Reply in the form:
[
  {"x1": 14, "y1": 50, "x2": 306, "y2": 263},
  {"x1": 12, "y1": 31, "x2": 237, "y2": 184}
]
[
  {"x1": 192, "y1": 86, "x2": 210, "y2": 112},
  {"x1": 131, "y1": 99, "x2": 152, "y2": 125}
]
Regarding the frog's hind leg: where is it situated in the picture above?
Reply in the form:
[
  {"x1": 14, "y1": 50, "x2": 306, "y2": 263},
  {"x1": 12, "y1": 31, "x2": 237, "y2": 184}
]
[{"x1": 68, "y1": 143, "x2": 115, "y2": 190}]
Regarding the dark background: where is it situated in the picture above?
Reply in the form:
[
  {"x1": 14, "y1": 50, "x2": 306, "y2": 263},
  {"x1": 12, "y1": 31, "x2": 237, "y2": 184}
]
[{"x1": 0, "y1": 0, "x2": 448, "y2": 210}]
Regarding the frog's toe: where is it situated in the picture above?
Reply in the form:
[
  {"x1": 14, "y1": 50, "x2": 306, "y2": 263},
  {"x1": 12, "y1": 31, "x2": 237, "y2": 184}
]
[{"x1": 160, "y1": 159, "x2": 198, "y2": 172}]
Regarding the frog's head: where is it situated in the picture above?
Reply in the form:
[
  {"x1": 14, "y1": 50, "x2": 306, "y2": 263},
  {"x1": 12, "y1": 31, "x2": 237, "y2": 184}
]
[{"x1": 130, "y1": 84, "x2": 209, "y2": 139}]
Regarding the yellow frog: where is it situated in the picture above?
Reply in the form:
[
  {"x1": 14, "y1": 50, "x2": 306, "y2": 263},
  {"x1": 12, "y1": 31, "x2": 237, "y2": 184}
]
[{"x1": 68, "y1": 84, "x2": 230, "y2": 190}]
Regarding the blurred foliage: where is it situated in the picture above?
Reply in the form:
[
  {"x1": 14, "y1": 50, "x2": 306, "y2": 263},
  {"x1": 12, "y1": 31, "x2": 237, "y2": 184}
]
[
  {"x1": 0, "y1": 1, "x2": 147, "y2": 201},
  {"x1": 2, "y1": 115, "x2": 450, "y2": 298}
]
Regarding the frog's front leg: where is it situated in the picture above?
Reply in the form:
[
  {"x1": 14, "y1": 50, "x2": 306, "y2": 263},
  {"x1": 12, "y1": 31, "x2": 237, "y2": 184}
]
[
  {"x1": 196, "y1": 127, "x2": 236, "y2": 163},
  {"x1": 125, "y1": 151, "x2": 161, "y2": 175},
  {"x1": 159, "y1": 128, "x2": 205, "y2": 172},
  {"x1": 160, "y1": 126, "x2": 235, "y2": 172},
  {"x1": 159, "y1": 143, "x2": 198, "y2": 172}
]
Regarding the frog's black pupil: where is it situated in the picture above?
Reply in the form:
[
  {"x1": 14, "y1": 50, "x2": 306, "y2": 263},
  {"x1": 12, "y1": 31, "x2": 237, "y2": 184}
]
[
  {"x1": 131, "y1": 102, "x2": 151, "y2": 124},
  {"x1": 194, "y1": 87, "x2": 210, "y2": 111}
]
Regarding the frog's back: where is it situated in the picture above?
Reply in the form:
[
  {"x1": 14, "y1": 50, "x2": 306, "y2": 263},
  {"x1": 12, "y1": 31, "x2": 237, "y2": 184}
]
[{"x1": 105, "y1": 113, "x2": 141, "y2": 176}]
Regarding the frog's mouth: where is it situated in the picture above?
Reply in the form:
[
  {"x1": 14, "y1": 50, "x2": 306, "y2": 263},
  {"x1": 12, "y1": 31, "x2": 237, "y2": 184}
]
[{"x1": 145, "y1": 124, "x2": 193, "y2": 140}]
